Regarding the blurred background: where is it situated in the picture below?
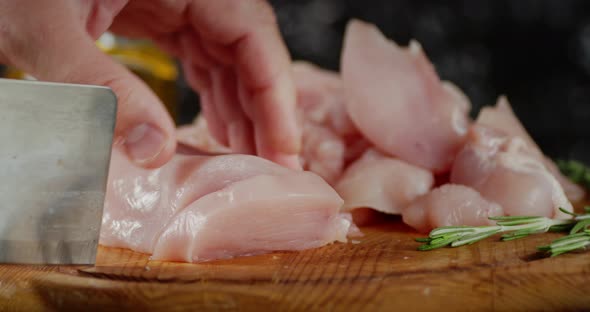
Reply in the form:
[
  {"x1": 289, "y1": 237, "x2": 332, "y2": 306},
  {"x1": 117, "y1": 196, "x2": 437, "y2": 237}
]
[{"x1": 1, "y1": 0, "x2": 589, "y2": 163}]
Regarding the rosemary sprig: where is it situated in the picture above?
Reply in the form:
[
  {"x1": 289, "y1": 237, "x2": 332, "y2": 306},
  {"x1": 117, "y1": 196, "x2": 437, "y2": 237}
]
[
  {"x1": 416, "y1": 207, "x2": 590, "y2": 256},
  {"x1": 537, "y1": 231, "x2": 590, "y2": 257},
  {"x1": 537, "y1": 206, "x2": 590, "y2": 257},
  {"x1": 415, "y1": 158, "x2": 590, "y2": 257},
  {"x1": 556, "y1": 159, "x2": 590, "y2": 189}
]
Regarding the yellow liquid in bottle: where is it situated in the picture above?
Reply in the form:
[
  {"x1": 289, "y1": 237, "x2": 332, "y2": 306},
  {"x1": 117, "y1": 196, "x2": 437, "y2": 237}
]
[{"x1": 2, "y1": 32, "x2": 181, "y2": 123}]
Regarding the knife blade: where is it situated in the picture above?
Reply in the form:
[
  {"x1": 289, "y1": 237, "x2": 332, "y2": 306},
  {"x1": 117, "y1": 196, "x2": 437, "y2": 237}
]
[{"x1": 0, "y1": 78, "x2": 117, "y2": 265}]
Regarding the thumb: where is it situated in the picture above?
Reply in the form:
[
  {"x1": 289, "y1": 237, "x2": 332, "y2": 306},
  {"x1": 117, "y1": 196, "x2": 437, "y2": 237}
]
[{"x1": 16, "y1": 33, "x2": 177, "y2": 168}]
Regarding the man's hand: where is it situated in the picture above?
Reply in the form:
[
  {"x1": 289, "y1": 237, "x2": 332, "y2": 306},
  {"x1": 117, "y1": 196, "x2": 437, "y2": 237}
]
[{"x1": 0, "y1": 0, "x2": 301, "y2": 169}]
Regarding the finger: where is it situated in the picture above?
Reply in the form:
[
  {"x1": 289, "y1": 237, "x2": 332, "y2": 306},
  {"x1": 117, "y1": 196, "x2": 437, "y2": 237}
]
[
  {"x1": 237, "y1": 74, "x2": 301, "y2": 169},
  {"x1": 237, "y1": 78, "x2": 300, "y2": 168},
  {"x1": 7, "y1": 37, "x2": 175, "y2": 168},
  {"x1": 237, "y1": 76, "x2": 254, "y2": 120},
  {"x1": 153, "y1": 32, "x2": 183, "y2": 58},
  {"x1": 81, "y1": 0, "x2": 128, "y2": 39},
  {"x1": 188, "y1": 0, "x2": 301, "y2": 155},
  {"x1": 108, "y1": 0, "x2": 187, "y2": 38},
  {"x1": 182, "y1": 61, "x2": 228, "y2": 147},
  {"x1": 211, "y1": 67, "x2": 254, "y2": 154},
  {"x1": 227, "y1": 120, "x2": 255, "y2": 155},
  {"x1": 254, "y1": 124, "x2": 302, "y2": 170},
  {"x1": 60, "y1": 45, "x2": 177, "y2": 168},
  {"x1": 202, "y1": 41, "x2": 233, "y2": 66},
  {"x1": 242, "y1": 66, "x2": 301, "y2": 155},
  {"x1": 178, "y1": 30, "x2": 218, "y2": 68},
  {"x1": 0, "y1": 0, "x2": 177, "y2": 168},
  {"x1": 181, "y1": 61, "x2": 211, "y2": 91},
  {"x1": 199, "y1": 90, "x2": 228, "y2": 147}
]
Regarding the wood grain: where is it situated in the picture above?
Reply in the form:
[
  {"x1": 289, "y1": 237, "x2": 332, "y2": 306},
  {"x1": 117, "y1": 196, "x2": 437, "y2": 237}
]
[{"x1": 1, "y1": 220, "x2": 590, "y2": 311}]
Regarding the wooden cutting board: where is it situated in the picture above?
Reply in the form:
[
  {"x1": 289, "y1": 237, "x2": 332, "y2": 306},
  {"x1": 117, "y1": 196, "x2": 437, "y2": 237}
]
[{"x1": 1, "y1": 219, "x2": 590, "y2": 312}]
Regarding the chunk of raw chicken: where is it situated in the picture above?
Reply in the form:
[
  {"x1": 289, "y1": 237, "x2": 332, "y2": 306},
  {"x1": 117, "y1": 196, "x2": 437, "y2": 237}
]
[
  {"x1": 335, "y1": 149, "x2": 434, "y2": 215},
  {"x1": 477, "y1": 96, "x2": 585, "y2": 202},
  {"x1": 293, "y1": 61, "x2": 370, "y2": 183},
  {"x1": 402, "y1": 184, "x2": 504, "y2": 233},
  {"x1": 341, "y1": 19, "x2": 471, "y2": 173},
  {"x1": 176, "y1": 115, "x2": 231, "y2": 154},
  {"x1": 292, "y1": 61, "x2": 359, "y2": 139},
  {"x1": 100, "y1": 148, "x2": 354, "y2": 262},
  {"x1": 300, "y1": 122, "x2": 346, "y2": 184},
  {"x1": 450, "y1": 126, "x2": 572, "y2": 219}
]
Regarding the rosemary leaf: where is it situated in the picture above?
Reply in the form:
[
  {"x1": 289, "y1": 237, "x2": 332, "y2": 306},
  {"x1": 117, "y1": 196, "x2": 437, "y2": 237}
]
[
  {"x1": 417, "y1": 207, "x2": 590, "y2": 256},
  {"x1": 548, "y1": 223, "x2": 575, "y2": 232},
  {"x1": 570, "y1": 219, "x2": 590, "y2": 234},
  {"x1": 549, "y1": 240, "x2": 590, "y2": 257},
  {"x1": 489, "y1": 215, "x2": 542, "y2": 222},
  {"x1": 451, "y1": 228, "x2": 501, "y2": 247},
  {"x1": 429, "y1": 226, "x2": 475, "y2": 238}
]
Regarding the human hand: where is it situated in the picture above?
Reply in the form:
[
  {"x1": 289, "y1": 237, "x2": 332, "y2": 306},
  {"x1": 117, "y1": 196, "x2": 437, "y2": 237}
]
[{"x1": 0, "y1": 0, "x2": 301, "y2": 169}]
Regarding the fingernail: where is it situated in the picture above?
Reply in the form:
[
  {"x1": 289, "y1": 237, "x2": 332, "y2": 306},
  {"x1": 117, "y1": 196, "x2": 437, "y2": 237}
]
[
  {"x1": 275, "y1": 153, "x2": 303, "y2": 171},
  {"x1": 124, "y1": 123, "x2": 167, "y2": 164}
]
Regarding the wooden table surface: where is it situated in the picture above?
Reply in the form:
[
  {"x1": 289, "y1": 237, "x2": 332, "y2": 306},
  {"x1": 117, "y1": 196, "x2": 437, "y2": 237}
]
[{"x1": 1, "y1": 219, "x2": 589, "y2": 311}]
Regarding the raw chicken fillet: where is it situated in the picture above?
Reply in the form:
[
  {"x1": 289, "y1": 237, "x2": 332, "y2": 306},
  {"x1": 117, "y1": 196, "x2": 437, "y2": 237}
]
[
  {"x1": 336, "y1": 149, "x2": 434, "y2": 215},
  {"x1": 451, "y1": 125, "x2": 572, "y2": 219},
  {"x1": 402, "y1": 184, "x2": 504, "y2": 233},
  {"x1": 477, "y1": 96, "x2": 585, "y2": 203},
  {"x1": 100, "y1": 148, "x2": 354, "y2": 262},
  {"x1": 341, "y1": 19, "x2": 471, "y2": 173}
]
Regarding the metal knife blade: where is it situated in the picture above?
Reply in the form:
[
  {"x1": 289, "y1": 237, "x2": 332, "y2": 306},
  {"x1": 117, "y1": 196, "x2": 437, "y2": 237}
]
[{"x1": 0, "y1": 78, "x2": 117, "y2": 265}]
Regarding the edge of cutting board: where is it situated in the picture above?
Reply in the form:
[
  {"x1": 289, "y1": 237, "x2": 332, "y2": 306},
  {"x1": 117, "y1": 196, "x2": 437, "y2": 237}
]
[{"x1": 2, "y1": 220, "x2": 590, "y2": 311}]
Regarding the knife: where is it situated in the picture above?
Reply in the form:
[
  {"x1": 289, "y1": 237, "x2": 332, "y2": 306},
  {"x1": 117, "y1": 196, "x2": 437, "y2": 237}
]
[{"x1": 0, "y1": 78, "x2": 117, "y2": 265}]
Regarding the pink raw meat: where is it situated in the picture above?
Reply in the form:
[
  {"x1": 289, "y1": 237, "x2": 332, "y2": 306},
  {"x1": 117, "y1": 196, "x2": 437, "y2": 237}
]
[
  {"x1": 341, "y1": 19, "x2": 471, "y2": 173},
  {"x1": 477, "y1": 96, "x2": 585, "y2": 202},
  {"x1": 335, "y1": 149, "x2": 434, "y2": 215},
  {"x1": 100, "y1": 148, "x2": 353, "y2": 262},
  {"x1": 175, "y1": 62, "x2": 369, "y2": 184},
  {"x1": 176, "y1": 115, "x2": 231, "y2": 154},
  {"x1": 402, "y1": 184, "x2": 504, "y2": 233},
  {"x1": 293, "y1": 61, "x2": 359, "y2": 139},
  {"x1": 450, "y1": 126, "x2": 572, "y2": 219},
  {"x1": 293, "y1": 61, "x2": 370, "y2": 183},
  {"x1": 300, "y1": 122, "x2": 345, "y2": 184}
]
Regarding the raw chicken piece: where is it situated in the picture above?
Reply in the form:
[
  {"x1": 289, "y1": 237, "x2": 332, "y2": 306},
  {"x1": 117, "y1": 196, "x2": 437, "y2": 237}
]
[
  {"x1": 293, "y1": 61, "x2": 369, "y2": 183},
  {"x1": 450, "y1": 126, "x2": 572, "y2": 219},
  {"x1": 477, "y1": 96, "x2": 585, "y2": 202},
  {"x1": 293, "y1": 61, "x2": 359, "y2": 139},
  {"x1": 402, "y1": 184, "x2": 504, "y2": 233},
  {"x1": 341, "y1": 19, "x2": 471, "y2": 173},
  {"x1": 335, "y1": 149, "x2": 434, "y2": 215},
  {"x1": 101, "y1": 148, "x2": 353, "y2": 262},
  {"x1": 176, "y1": 115, "x2": 231, "y2": 154},
  {"x1": 300, "y1": 122, "x2": 345, "y2": 184}
]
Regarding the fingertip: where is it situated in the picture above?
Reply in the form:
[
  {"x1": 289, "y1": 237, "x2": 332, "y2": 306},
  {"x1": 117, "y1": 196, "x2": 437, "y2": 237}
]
[
  {"x1": 254, "y1": 129, "x2": 301, "y2": 170},
  {"x1": 123, "y1": 123, "x2": 177, "y2": 169},
  {"x1": 246, "y1": 70, "x2": 302, "y2": 155},
  {"x1": 274, "y1": 153, "x2": 302, "y2": 171},
  {"x1": 259, "y1": 147, "x2": 302, "y2": 170},
  {"x1": 135, "y1": 136, "x2": 177, "y2": 169},
  {"x1": 227, "y1": 120, "x2": 255, "y2": 155},
  {"x1": 283, "y1": 126, "x2": 303, "y2": 155},
  {"x1": 199, "y1": 90, "x2": 229, "y2": 146}
]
